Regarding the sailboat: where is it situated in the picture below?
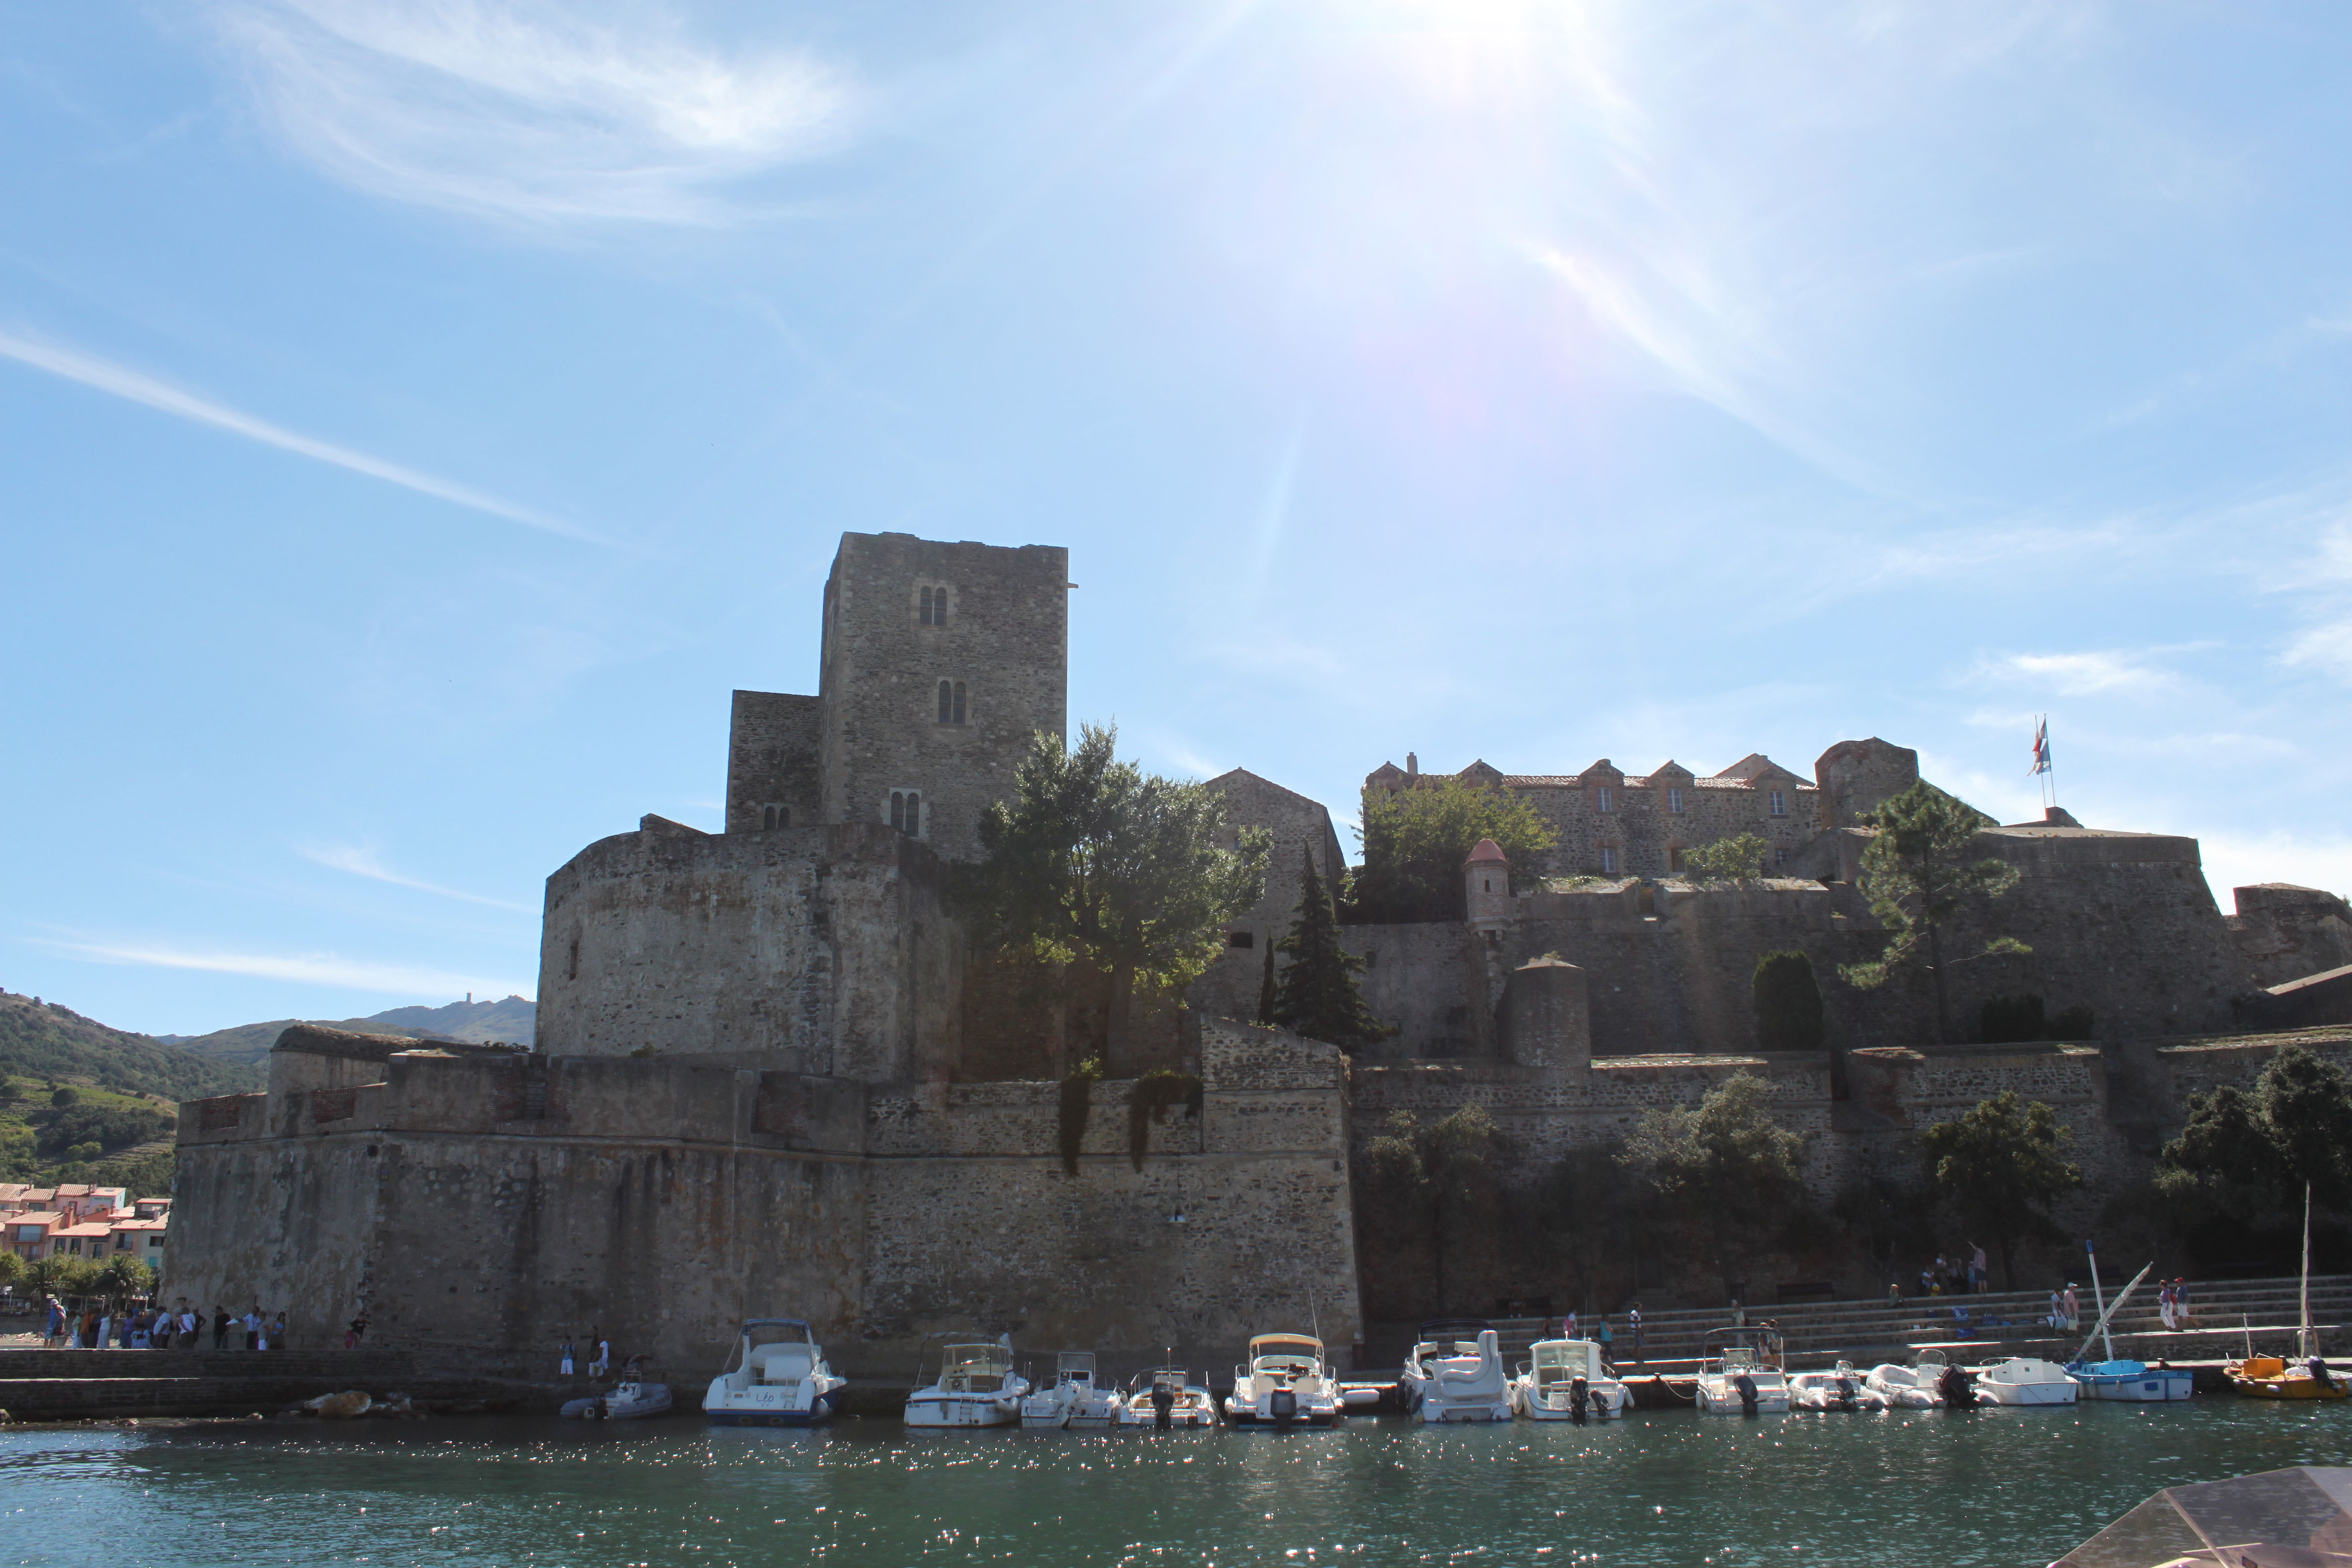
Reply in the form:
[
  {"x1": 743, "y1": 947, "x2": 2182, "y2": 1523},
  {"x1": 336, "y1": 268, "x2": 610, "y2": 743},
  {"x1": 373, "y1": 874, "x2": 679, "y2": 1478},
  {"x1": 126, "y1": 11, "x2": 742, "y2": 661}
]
[
  {"x1": 2226, "y1": 1184, "x2": 2347, "y2": 1400},
  {"x1": 2063, "y1": 1243, "x2": 2194, "y2": 1402}
]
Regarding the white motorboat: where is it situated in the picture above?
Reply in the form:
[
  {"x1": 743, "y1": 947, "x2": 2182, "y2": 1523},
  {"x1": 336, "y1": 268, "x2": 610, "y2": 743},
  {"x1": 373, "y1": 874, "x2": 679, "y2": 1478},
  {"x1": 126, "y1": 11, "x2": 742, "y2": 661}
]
[
  {"x1": 905, "y1": 1340, "x2": 1029, "y2": 1428},
  {"x1": 1020, "y1": 1351, "x2": 1121, "y2": 1428},
  {"x1": 1692, "y1": 1328, "x2": 1790, "y2": 1415},
  {"x1": 1510, "y1": 1338, "x2": 1631, "y2": 1421},
  {"x1": 1789, "y1": 1362, "x2": 1886, "y2": 1412},
  {"x1": 1118, "y1": 1368, "x2": 1220, "y2": 1427},
  {"x1": 1404, "y1": 1326, "x2": 1514, "y2": 1423},
  {"x1": 703, "y1": 1320, "x2": 846, "y2": 1427},
  {"x1": 1225, "y1": 1332, "x2": 1344, "y2": 1427},
  {"x1": 1970, "y1": 1356, "x2": 2078, "y2": 1406},
  {"x1": 1397, "y1": 1319, "x2": 1491, "y2": 1414},
  {"x1": 562, "y1": 1357, "x2": 674, "y2": 1420}
]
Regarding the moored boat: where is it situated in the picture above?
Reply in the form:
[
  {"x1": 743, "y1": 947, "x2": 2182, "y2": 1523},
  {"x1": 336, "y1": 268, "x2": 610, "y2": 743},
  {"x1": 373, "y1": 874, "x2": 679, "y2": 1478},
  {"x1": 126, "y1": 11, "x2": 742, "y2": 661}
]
[
  {"x1": 1970, "y1": 1356, "x2": 2075, "y2": 1406},
  {"x1": 2226, "y1": 1184, "x2": 2347, "y2": 1401},
  {"x1": 703, "y1": 1321, "x2": 846, "y2": 1426},
  {"x1": 1510, "y1": 1338, "x2": 1630, "y2": 1421},
  {"x1": 1118, "y1": 1368, "x2": 1220, "y2": 1427},
  {"x1": 1020, "y1": 1351, "x2": 1120, "y2": 1428},
  {"x1": 1692, "y1": 1328, "x2": 1790, "y2": 1416},
  {"x1": 563, "y1": 1356, "x2": 675, "y2": 1420},
  {"x1": 1224, "y1": 1332, "x2": 1344, "y2": 1427},
  {"x1": 2067, "y1": 1359, "x2": 2194, "y2": 1402},
  {"x1": 1789, "y1": 1362, "x2": 1886, "y2": 1411},
  {"x1": 906, "y1": 1340, "x2": 1029, "y2": 1428},
  {"x1": 1404, "y1": 1325, "x2": 1513, "y2": 1423}
]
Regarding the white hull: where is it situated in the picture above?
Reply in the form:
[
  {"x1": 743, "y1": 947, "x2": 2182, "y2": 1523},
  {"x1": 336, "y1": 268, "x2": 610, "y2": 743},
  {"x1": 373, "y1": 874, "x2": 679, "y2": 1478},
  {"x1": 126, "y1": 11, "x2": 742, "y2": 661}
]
[
  {"x1": 704, "y1": 1381, "x2": 842, "y2": 1424},
  {"x1": 1512, "y1": 1379, "x2": 1630, "y2": 1420},
  {"x1": 906, "y1": 1392, "x2": 1023, "y2": 1427},
  {"x1": 562, "y1": 1382, "x2": 673, "y2": 1420},
  {"x1": 1974, "y1": 1379, "x2": 2079, "y2": 1406},
  {"x1": 1694, "y1": 1375, "x2": 1790, "y2": 1415}
]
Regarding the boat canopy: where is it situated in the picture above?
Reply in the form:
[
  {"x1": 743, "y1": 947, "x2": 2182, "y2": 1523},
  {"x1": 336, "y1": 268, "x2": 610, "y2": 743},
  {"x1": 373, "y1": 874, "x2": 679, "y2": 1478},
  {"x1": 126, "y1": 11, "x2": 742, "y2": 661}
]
[
  {"x1": 2054, "y1": 1465, "x2": 2352, "y2": 1567},
  {"x1": 1249, "y1": 1333, "x2": 1323, "y2": 1359},
  {"x1": 1054, "y1": 1351, "x2": 1098, "y2": 1377},
  {"x1": 942, "y1": 1343, "x2": 1013, "y2": 1371}
]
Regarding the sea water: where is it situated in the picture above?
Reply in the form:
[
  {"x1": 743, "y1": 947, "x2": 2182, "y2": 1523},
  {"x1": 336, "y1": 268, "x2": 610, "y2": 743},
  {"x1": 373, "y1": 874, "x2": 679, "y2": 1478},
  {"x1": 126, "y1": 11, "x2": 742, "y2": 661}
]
[{"x1": 1, "y1": 1401, "x2": 2346, "y2": 1567}]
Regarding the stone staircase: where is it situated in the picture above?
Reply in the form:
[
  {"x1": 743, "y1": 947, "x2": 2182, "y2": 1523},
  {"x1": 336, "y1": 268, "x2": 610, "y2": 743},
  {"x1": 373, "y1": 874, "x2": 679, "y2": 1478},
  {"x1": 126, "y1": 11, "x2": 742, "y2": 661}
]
[
  {"x1": 0, "y1": 1349, "x2": 528, "y2": 1421},
  {"x1": 1366, "y1": 1274, "x2": 2352, "y2": 1375}
]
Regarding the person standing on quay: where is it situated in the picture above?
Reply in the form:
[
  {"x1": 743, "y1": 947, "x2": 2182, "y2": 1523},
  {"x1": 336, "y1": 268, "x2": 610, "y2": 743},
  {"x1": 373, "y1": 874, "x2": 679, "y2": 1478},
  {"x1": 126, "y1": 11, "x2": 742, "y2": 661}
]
[
  {"x1": 244, "y1": 1306, "x2": 261, "y2": 1350},
  {"x1": 2062, "y1": 1283, "x2": 2081, "y2": 1332},
  {"x1": 212, "y1": 1306, "x2": 232, "y2": 1351},
  {"x1": 560, "y1": 1338, "x2": 577, "y2": 1378},
  {"x1": 1629, "y1": 1304, "x2": 1645, "y2": 1361},
  {"x1": 1970, "y1": 1243, "x2": 1989, "y2": 1294},
  {"x1": 1595, "y1": 1316, "x2": 1613, "y2": 1362},
  {"x1": 271, "y1": 1312, "x2": 288, "y2": 1349},
  {"x1": 2175, "y1": 1279, "x2": 2196, "y2": 1329}
]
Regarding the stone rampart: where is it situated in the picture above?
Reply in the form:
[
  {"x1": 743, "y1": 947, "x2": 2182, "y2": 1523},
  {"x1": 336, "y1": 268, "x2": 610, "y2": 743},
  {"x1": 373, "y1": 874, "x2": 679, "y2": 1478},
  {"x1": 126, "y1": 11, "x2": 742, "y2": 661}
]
[{"x1": 169, "y1": 1018, "x2": 1358, "y2": 1385}]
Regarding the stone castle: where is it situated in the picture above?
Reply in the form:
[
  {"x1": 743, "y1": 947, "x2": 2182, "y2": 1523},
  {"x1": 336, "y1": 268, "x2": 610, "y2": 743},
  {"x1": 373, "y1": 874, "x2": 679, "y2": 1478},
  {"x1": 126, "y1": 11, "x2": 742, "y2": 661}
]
[{"x1": 171, "y1": 532, "x2": 2352, "y2": 1379}]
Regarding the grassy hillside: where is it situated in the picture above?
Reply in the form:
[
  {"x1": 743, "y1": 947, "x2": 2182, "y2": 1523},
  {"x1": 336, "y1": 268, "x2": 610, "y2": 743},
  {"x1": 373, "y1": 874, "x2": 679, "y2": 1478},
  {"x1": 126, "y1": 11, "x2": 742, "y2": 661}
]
[
  {"x1": 159, "y1": 994, "x2": 535, "y2": 1065},
  {"x1": 0, "y1": 991, "x2": 263, "y2": 1101},
  {"x1": 0, "y1": 1073, "x2": 181, "y2": 1197}
]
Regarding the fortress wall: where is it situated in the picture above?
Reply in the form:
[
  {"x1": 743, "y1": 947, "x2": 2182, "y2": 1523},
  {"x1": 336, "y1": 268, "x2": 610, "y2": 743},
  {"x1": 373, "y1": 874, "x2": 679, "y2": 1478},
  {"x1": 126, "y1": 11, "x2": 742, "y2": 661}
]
[
  {"x1": 1342, "y1": 924, "x2": 1482, "y2": 1056},
  {"x1": 534, "y1": 822, "x2": 958, "y2": 1078},
  {"x1": 2226, "y1": 884, "x2": 2352, "y2": 988},
  {"x1": 172, "y1": 1021, "x2": 1358, "y2": 1382},
  {"x1": 725, "y1": 690, "x2": 823, "y2": 835}
]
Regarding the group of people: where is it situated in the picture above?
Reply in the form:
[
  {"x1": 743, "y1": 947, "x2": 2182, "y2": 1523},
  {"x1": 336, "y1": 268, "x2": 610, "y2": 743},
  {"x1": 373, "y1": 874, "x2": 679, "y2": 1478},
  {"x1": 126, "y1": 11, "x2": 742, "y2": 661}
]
[
  {"x1": 39, "y1": 1296, "x2": 290, "y2": 1351},
  {"x1": 1543, "y1": 1305, "x2": 1641, "y2": 1359},
  {"x1": 558, "y1": 1330, "x2": 613, "y2": 1379}
]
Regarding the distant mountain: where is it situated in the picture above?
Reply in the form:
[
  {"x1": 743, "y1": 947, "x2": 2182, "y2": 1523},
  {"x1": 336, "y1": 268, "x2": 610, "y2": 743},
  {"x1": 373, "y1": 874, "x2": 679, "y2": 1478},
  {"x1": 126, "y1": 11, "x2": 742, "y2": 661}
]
[
  {"x1": 157, "y1": 994, "x2": 536, "y2": 1066},
  {"x1": 0, "y1": 990, "x2": 264, "y2": 1100}
]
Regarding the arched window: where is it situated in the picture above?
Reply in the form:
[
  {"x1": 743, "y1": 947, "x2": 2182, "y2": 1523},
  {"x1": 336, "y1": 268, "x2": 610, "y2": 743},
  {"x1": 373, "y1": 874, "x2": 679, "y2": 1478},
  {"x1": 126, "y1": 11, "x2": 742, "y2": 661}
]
[
  {"x1": 952, "y1": 681, "x2": 966, "y2": 724},
  {"x1": 890, "y1": 791, "x2": 905, "y2": 831},
  {"x1": 762, "y1": 805, "x2": 776, "y2": 831},
  {"x1": 890, "y1": 790, "x2": 923, "y2": 836},
  {"x1": 919, "y1": 585, "x2": 951, "y2": 627},
  {"x1": 937, "y1": 680, "x2": 967, "y2": 725}
]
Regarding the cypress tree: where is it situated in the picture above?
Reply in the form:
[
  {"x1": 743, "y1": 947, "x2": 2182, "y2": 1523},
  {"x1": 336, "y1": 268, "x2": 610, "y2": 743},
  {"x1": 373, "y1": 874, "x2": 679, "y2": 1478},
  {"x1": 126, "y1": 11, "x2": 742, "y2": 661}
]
[
  {"x1": 1272, "y1": 847, "x2": 1387, "y2": 1052},
  {"x1": 1256, "y1": 938, "x2": 1277, "y2": 1026}
]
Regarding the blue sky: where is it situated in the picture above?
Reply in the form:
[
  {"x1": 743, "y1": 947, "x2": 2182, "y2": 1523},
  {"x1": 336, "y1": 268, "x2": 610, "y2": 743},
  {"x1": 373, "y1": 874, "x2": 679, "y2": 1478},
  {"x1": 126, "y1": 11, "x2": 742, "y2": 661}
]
[{"x1": 5, "y1": 1, "x2": 2351, "y2": 1035}]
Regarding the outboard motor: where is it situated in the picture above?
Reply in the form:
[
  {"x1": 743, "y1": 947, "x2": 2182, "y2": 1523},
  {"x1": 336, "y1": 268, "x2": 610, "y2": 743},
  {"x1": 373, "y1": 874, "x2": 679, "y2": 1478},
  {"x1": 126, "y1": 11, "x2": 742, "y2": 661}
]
[
  {"x1": 1937, "y1": 1365, "x2": 1978, "y2": 1409},
  {"x1": 1270, "y1": 1383, "x2": 1297, "y2": 1429},
  {"x1": 2311, "y1": 1357, "x2": 2337, "y2": 1391},
  {"x1": 1151, "y1": 1379, "x2": 1176, "y2": 1430},
  {"x1": 1568, "y1": 1376, "x2": 1590, "y2": 1424},
  {"x1": 1832, "y1": 1376, "x2": 1858, "y2": 1411},
  {"x1": 1732, "y1": 1373, "x2": 1759, "y2": 1415}
]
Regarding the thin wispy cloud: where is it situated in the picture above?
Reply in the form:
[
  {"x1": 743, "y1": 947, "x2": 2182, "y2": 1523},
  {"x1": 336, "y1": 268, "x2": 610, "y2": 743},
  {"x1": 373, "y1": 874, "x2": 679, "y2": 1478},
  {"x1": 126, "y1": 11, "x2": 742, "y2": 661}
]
[
  {"x1": 301, "y1": 843, "x2": 535, "y2": 912},
  {"x1": 0, "y1": 328, "x2": 587, "y2": 538},
  {"x1": 1972, "y1": 648, "x2": 2194, "y2": 698},
  {"x1": 218, "y1": 0, "x2": 861, "y2": 227},
  {"x1": 45, "y1": 937, "x2": 523, "y2": 999}
]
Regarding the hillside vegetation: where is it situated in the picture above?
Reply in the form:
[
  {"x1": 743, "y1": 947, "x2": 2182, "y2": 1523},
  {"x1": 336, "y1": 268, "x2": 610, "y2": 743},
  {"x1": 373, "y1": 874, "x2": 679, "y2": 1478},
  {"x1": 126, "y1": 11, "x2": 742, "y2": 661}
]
[
  {"x1": 0, "y1": 991, "x2": 262, "y2": 1100},
  {"x1": 0, "y1": 1075, "x2": 179, "y2": 1197}
]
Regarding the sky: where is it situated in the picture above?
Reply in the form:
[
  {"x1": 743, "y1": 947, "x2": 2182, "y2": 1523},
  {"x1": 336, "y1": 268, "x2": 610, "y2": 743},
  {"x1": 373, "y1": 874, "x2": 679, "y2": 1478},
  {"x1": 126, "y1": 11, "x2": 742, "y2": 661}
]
[{"x1": 5, "y1": 0, "x2": 2352, "y2": 1036}]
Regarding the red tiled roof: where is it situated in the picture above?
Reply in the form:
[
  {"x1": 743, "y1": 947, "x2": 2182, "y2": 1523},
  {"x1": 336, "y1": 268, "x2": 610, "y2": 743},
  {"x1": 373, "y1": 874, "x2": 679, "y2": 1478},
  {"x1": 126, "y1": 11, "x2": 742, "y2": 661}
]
[{"x1": 1467, "y1": 838, "x2": 1509, "y2": 863}]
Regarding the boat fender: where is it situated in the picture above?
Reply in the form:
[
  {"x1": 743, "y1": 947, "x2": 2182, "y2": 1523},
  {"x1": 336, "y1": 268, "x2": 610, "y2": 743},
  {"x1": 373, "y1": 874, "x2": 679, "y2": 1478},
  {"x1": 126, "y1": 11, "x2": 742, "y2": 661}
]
[
  {"x1": 1568, "y1": 1376, "x2": 1589, "y2": 1424},
  {"x1": 1732, "y1": 1373, "x2": 1758, "y2": 1415}
]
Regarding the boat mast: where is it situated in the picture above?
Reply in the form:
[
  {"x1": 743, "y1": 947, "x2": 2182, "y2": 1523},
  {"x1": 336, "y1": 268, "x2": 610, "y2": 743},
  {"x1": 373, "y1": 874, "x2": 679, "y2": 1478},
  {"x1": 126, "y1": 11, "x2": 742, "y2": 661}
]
[
  {"x1": 2301, "y1": 1182, "x2": 2314, "y2": 1363},
  {"x1": 2086, "y1": 1240, "x2": 2114, "y2": 1363}
]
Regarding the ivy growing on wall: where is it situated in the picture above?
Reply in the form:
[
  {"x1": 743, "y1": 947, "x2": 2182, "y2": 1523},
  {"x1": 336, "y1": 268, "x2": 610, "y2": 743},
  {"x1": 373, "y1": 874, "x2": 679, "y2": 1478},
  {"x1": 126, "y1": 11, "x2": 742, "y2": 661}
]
[
  {"x1": 1127, "y1": 1068, "x2": 1203, "y2": 1171},
  {"x1": 1057, "y1": 1057, "x2": 1102, "y2": 1176}
]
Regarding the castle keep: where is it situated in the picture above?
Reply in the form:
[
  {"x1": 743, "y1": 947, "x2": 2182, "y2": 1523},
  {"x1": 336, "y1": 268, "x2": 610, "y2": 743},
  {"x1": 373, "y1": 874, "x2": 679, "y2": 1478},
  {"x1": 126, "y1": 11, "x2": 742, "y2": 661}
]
[{"x1": 170, "y1": 531, "x2": 2352, "y2": 1377}]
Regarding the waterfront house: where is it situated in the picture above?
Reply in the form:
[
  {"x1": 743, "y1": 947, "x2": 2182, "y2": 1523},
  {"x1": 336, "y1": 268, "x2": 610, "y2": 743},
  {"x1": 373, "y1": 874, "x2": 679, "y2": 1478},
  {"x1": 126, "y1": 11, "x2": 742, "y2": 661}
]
[{"x1": 9, "y1": 1213, "x2": 62, "y2": 1260}]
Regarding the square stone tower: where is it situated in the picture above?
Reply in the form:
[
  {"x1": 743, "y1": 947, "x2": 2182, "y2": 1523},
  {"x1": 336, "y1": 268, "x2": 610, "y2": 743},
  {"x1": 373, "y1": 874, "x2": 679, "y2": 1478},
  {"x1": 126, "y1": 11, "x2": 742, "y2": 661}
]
[{"x1": 816, "y1": 532, "x2": 1069, "y2": 861}]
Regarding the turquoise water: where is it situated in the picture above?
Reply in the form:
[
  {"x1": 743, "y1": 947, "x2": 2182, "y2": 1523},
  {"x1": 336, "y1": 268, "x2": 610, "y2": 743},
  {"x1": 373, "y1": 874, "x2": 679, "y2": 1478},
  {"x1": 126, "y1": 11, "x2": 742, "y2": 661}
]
[{"x1": 1, "y1": 1403, "x2": 2347, "y2": 1568}]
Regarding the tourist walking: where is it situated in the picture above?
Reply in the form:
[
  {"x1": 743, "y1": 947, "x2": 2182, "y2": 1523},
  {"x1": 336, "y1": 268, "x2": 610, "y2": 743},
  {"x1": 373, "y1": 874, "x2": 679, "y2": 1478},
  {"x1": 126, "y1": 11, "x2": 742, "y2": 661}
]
[
  {"x1": 560, "y1": 1339, "x2": 577, "y2": 1378},
  {"x1": 2174, "y1": 1278, "x2": 2196, "y2": 1328},
  {"x1": 1595, "y1": 1316, "x2": 1613, "y2": 1361},
  {"x1": 2158, "y1": 1281, "x2": 2178, "y2": 1332},
  {"x1": 43, "y1": 1296, "x2": 65, "y2": 1349}
]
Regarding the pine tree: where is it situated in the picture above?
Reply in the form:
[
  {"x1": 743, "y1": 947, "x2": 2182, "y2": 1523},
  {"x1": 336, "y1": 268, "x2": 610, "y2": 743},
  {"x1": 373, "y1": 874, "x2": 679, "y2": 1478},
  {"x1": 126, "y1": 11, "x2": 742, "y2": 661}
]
[{"x1": 1271, "y1": 847, "x2": 1387, "y2": 1052}]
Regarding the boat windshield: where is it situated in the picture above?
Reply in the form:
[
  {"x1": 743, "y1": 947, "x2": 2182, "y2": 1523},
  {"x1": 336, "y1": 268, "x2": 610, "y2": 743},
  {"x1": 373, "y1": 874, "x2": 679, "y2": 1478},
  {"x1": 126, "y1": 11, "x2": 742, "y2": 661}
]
[
  {"x1": 1055, "y1": 1351, "x2": 1097, "y2": 1382},
  {"x1": 727, "y1": 1321, "x2": 818, "y2": 1379},
  {"x1": 2054, "y1": 1465, "x2": 2352, "y2": 1567},
  {"x1": 939, "y1": 1344, "x2": 1013, "y2": 1391},
  {"x1": 1534, "y1": 1341, "x2": 1598, "y2": 1381}
]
